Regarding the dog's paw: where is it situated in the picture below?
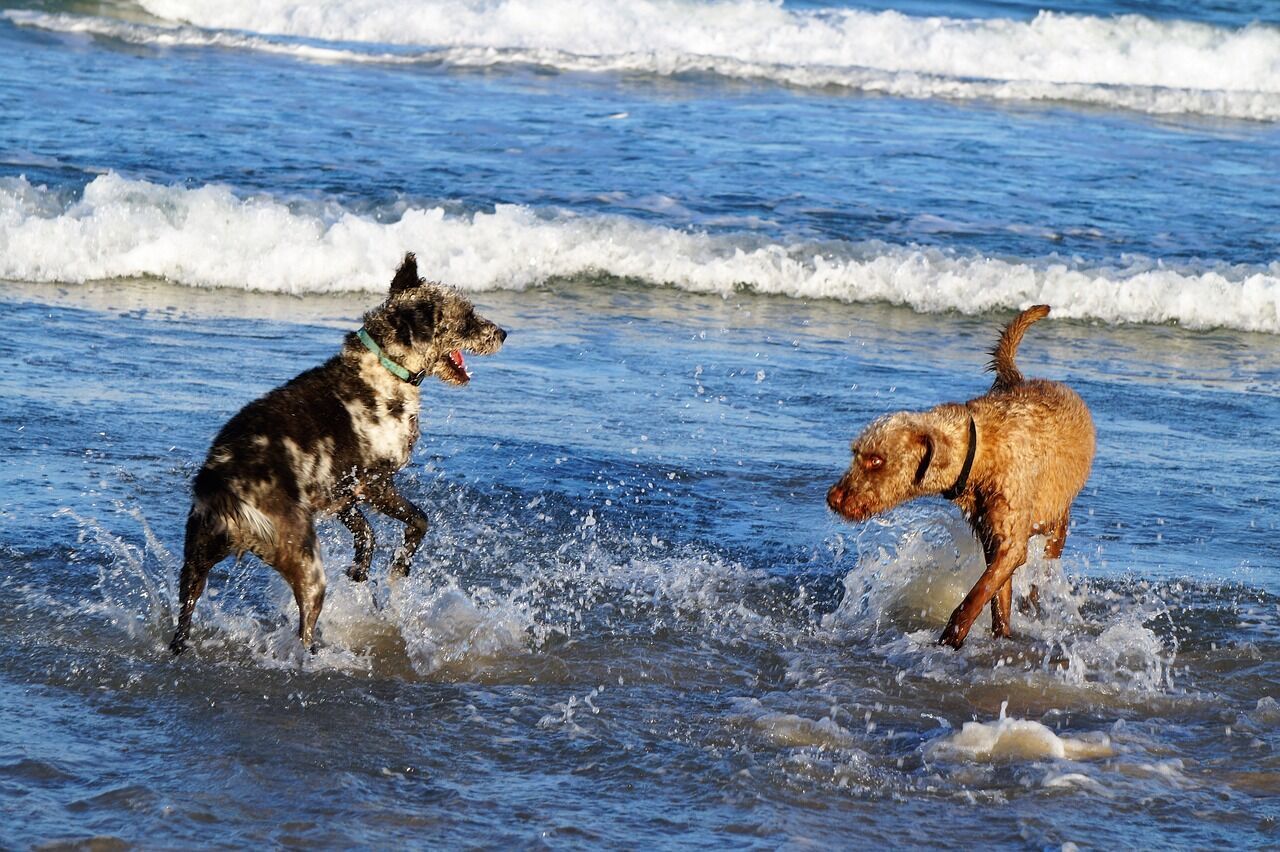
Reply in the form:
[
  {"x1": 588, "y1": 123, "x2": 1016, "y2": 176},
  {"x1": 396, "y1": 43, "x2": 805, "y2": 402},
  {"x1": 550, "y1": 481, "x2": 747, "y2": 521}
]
[
  {"x1": 169, "y1": 636, "x2": 188, "y2": 656},
  {"x1": 938, "y1": 622, "x2": 966, "y2": 649},
  {"x1": 345, "y1": 565, "x2": 369, "y2": 583}
]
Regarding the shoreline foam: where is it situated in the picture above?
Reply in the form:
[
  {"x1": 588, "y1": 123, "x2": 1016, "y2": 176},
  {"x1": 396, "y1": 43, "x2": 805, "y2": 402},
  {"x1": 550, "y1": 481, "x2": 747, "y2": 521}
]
[{"x1": 8, "y1": 5, "x2": 1280, "y2": 120}]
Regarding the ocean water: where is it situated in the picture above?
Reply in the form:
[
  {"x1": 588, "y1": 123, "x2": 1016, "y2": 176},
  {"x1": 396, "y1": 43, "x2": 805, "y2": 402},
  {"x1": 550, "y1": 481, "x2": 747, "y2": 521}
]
[{"x1": 1, "y1": 0, "x2": 1279, "y2": 847}]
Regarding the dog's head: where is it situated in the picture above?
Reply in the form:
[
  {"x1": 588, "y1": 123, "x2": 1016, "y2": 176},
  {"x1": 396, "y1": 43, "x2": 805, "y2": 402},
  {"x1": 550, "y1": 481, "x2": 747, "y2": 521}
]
[
  {"x1": 364, "y1": 253, "x2": 506, "y2": 386},
  {"x1": 826, "y1": 406, "x2": 968, "y2": 521}
]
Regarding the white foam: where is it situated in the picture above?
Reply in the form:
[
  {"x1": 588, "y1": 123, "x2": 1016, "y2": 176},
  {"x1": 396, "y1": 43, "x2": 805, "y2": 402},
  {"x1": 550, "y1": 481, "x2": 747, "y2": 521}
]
[
  {"x1": 537, "y1": 687, "x2": 605, "y2": 735},
  {"x1": 927, "y1": 702, "x2": 1114, "y2": 762},
  {"x1": 388, "y1": 578, "x2": 532, "y2": 675},
  {"x1": 1052, "y1": 619, "x2": 1176, "y2": 694},
  {"x1": 821, "y1": 512, "x2": 987, "y2": 637},
  {"x1": 58, "y1": 500, "x2": 535, "y2": 674},
  {"x1": 1041, "y1": 771, "x2": 1109, "y2": 793},
  {"x1": 750, "y1": 712, "x2": 858, "y2": 749},
  {"x1": 821, "y1": 514, "x2": 1180, "y2": 697},
  {"x1": 3, "y1": 11, "x2": 423, "y2": 66},
  {"x1": 37, "y1": 1, "x2": 1280, "y2": 120},
  {"x1": 4, "y1": 173, "x2": 1279, "y2": 333},
  {"x1": 59, "y1": 491, "x2": 789, "y2": 678},
  {"x1": 1245, "y1": 696, "x2": 1280, "y2": 726}
]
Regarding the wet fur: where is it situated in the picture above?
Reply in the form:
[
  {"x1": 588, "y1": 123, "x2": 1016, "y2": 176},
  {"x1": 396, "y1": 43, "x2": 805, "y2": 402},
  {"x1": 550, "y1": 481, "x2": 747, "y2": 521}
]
[
  {"x1": 170, "y1": 253, "x2": 506, "y2": 654},
  {"x1": 827, "y1": 306, "x2": 1095, "y2": 648}
]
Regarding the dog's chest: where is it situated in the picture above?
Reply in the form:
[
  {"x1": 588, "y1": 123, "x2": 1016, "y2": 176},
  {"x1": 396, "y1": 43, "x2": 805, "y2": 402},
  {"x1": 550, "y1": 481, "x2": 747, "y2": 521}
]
[{"x1": 346, "y1": 399, "x2": 420, "y2": 469}]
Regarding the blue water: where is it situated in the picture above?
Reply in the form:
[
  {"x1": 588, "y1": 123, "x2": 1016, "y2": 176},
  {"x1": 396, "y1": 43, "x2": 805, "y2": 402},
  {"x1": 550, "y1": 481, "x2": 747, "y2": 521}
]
[{"x1": 2, "y1": 0, "x2": 1279, "y2": 847}]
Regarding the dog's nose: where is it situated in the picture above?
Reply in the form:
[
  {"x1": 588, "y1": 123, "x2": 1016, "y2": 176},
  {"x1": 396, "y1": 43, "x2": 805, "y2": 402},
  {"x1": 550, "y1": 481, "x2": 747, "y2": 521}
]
[
  {"x1": 826, "y1": 482, "x2": 846, "y2": 514},
  {"x1": 497, "y1": 327, "x2": 507, "y2": 343}
]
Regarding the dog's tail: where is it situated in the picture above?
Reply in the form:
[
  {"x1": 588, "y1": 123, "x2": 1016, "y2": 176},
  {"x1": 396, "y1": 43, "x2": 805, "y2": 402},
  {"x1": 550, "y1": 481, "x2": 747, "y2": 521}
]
[
  {"x1": 988, "y1": 304, "x2": 1050, "y2": 390},
  {"x1": 192, "y1": 464, "x2": 276, "y2": 547}
]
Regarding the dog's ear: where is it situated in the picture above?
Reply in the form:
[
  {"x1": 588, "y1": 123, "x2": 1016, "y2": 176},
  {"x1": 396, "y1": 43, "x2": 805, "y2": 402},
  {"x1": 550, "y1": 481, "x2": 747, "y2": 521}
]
[
  {"x1": 389, "y1": 252, "x2": 421, "y2": 295},
  {"x1": 914, "y1": 432, "x2": 934, "y2": 485}
]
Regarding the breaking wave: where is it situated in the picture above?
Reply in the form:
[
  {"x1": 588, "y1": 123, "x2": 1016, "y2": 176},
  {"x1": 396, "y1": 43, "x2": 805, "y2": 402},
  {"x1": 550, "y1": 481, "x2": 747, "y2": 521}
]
[
  {"x1": 3, "y1": 172, "x2": 1278, "y2": 333},
  {"x1": 7, "y1": 1, "x2": 1280, "y2": 120}
]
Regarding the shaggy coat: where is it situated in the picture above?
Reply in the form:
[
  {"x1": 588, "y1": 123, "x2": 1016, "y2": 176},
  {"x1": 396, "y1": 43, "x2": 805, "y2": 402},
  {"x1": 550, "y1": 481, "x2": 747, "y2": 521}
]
[
  {"x1": 170, "y1": 254, "x2": 506, "y2": 653},
  {"x1": 827, "y1": 305, "x2": 1095, "y2": 648}
]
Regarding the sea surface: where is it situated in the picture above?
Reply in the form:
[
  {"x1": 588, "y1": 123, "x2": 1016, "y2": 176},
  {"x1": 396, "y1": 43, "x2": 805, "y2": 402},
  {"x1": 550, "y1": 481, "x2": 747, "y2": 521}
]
[{"x1": 1, "y1": 0, "x2": 1279, "y2": 847}]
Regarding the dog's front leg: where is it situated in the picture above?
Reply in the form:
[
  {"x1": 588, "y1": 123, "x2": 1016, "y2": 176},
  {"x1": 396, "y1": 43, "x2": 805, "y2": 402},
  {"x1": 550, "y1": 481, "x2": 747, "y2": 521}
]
[
  {"x1": 940, "y1": 531, "x2": 1028, "y2": 649},
  {"x1": 337, "y1": 501, "x2": 375, "y2": 582},
  {"x1": 364, "y1": 478, "x2": 430, "y2": 578}
]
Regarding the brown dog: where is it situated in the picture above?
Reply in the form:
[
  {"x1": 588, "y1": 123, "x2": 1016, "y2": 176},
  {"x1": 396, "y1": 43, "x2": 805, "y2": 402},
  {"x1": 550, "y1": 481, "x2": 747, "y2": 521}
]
[
  {"x1": 170, "y1": 254, "x2": 506, "y2": 654},
  {"x1": 826, "y1": 306, "x2": 1094, "y2": 648}
]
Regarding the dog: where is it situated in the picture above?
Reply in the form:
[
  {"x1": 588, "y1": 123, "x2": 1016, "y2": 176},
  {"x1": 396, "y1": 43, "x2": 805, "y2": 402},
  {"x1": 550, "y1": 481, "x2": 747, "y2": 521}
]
[
  {"x1": 170, "y1": 253, "x2": 507, "y2": 654},
  {"x1": 826, "y1": 305, "x2": 1094, "y2": 649}
]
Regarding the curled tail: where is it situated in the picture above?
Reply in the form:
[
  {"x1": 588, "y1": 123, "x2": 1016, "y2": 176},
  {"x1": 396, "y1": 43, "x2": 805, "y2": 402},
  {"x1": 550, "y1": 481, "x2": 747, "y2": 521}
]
[{"x1": 988, "y1": 304, "x2": 1050, "y2": 390}]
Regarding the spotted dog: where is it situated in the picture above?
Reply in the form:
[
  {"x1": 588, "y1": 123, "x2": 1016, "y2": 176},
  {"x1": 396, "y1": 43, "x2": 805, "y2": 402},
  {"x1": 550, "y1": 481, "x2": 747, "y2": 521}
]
[
  {"x1": 170, "y1": 253, "x2": 507, "y2": 654},
  {"x1": 826, "y1": 306, "x2": 1095, "y2": 648}
]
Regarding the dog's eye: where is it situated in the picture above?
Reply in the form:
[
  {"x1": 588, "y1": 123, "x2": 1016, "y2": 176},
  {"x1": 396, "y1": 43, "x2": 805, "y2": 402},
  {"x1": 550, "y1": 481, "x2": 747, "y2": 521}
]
[{"x1": 859, "y1": 453, "x2": 885, "y2": 472}]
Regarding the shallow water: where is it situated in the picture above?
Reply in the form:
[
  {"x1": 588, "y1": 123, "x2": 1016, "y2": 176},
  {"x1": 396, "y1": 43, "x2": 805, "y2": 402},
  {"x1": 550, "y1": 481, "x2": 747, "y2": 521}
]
[
  {"x1": 2, "y1": 0, "x2": 1280, "y2": 846},
  {"x1": 3, "y1": 280, "x2": 1279, "y2": 847}
]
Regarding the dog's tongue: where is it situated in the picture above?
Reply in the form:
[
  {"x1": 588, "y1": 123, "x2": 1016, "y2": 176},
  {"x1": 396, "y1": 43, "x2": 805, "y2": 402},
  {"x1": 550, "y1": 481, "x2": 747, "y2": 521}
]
[{"x1": 450, "y1": 349, "x2": 467, "y2": 374}]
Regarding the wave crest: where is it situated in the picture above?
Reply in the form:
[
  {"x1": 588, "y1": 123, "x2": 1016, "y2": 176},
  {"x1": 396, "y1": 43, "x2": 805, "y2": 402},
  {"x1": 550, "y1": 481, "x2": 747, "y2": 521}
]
[
  {"x1": 9, "y1": 2, "x2": 1280, "y2": 120},
  {"x1": 3, "y1": 173, "x2": 1278, "y2": 333}
]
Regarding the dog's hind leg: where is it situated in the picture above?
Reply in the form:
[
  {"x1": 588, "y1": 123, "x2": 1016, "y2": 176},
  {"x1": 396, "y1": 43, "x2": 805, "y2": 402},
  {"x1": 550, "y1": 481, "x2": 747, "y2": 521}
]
[
  {"x1": 265, "y1": 517, "x2": 327, "y2": 652},
  {"x1": 984, "y1": 534, "x2": 1015, "y2": 639},
  {"x1": 292, "y1": 553, "x2": 326, "y2": 653},
  {"x1": 337, "y1": 501, "x2": 375, "y2": 583},
  {"x1": 1043, "y1": 510, "x2": 1069, "y2": 560},
  {"x1": 171, "y1": 510, "x2": 230, "y2": 655},
  {"x1": 364, "y1": 479, "x2": 429, "y2": 578},
  {"x1": 1021, "y1": 510, "x2": 1070, "y2": 617},
  {"x1": 990, "y1": 580, "x2": 1014, "y2": 639}
]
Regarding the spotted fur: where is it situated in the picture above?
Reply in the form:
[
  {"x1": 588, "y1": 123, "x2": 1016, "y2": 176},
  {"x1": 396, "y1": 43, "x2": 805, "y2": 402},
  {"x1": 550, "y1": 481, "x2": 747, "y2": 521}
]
[{"x1": 171, "y1": 253, "x2": 507, "y2": 654}]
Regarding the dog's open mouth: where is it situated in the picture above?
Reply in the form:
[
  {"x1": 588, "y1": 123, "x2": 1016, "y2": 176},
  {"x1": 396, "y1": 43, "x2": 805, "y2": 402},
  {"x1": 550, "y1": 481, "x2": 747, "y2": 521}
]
[{"x1": 445, "y1": 349, "x2": 471, "y2": 383}]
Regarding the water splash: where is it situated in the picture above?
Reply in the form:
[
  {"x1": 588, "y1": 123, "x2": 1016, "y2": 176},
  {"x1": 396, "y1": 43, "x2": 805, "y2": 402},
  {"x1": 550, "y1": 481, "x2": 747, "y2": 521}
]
[
  {"x1": 53, "y1": 494, "x2": 782, "y2": 679},
  {"x1": 925, "y1": 700, "x2": 1114, "y2": 762},
  {"x1": 821, "y1": 509, "x2": 1179, "y2": 696}
]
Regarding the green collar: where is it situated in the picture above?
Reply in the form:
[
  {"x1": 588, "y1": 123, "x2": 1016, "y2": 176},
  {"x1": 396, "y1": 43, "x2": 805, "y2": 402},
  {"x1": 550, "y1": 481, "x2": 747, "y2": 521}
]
[{"x1": 356, "y1": 327, "x2": 425, "y2": 386}]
